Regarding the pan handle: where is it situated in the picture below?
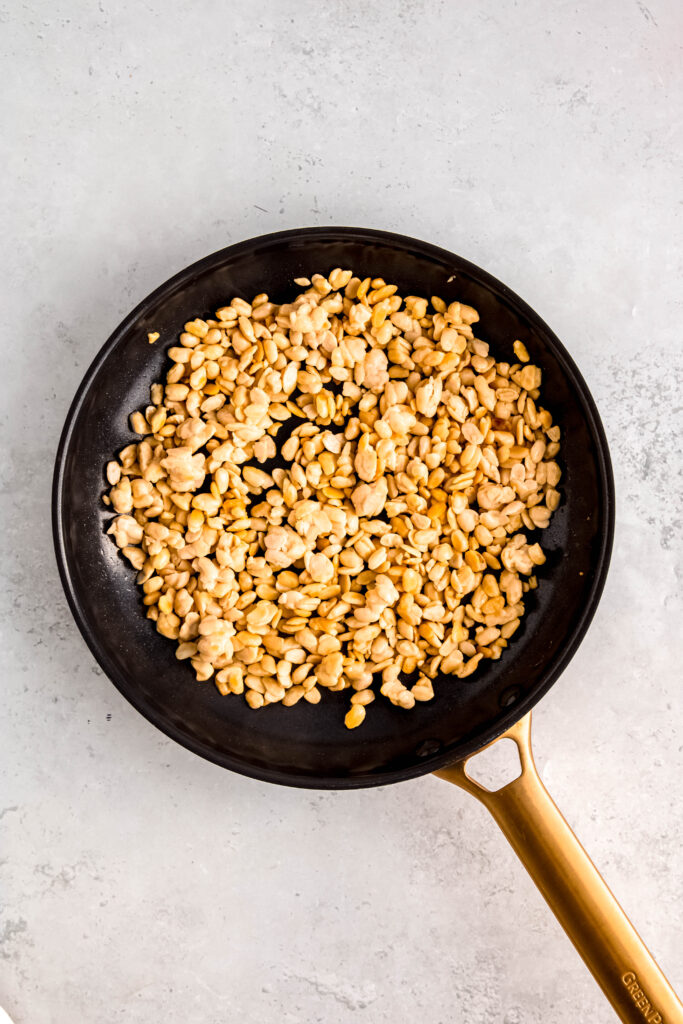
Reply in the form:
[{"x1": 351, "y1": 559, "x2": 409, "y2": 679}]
[{"x1": 434, "y1": 713, "x2": 683, "y2": 1024}]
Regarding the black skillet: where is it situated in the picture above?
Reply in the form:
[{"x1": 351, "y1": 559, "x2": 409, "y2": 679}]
[{"x1": 52, "y1": 227, "x2": 682, "y2": 1023}]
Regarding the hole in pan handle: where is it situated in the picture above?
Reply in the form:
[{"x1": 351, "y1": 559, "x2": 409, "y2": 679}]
[{"x1": 435, "y1": 713, "x2": 683, "y2": 1024}]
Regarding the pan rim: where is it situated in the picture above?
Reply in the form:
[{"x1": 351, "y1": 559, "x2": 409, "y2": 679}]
[{"x1": 52, "y1": 226, "x2": 615, "y2": 789}]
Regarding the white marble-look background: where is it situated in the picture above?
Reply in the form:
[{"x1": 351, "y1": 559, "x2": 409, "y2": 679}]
[{"x1": 1, "y1": 1, "x2": 681, "y2": 1022}]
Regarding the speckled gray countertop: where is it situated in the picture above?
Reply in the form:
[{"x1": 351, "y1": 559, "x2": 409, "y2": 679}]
[{"x1": 1, "y1": 2, "x2": 681, "y2": 1022}]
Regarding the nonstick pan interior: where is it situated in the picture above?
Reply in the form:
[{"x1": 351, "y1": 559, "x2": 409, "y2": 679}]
[{"x1": 53, "y1": 228, "x2": 614, "y2": 788}]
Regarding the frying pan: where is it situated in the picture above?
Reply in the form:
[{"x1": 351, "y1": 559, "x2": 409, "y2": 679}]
[{"x1": 52, "y1": 227, "x2": 682, "y2": 1023}]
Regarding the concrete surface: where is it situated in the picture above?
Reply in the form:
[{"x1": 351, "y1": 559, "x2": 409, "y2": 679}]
[{"x1": 1, "y1": 1, "x2": 681, "y2": 1022}]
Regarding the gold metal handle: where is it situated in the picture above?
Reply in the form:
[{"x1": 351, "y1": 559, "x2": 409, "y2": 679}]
[{"x1": 435, "y1": 713, "x2": 683, "y2": 1024}]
